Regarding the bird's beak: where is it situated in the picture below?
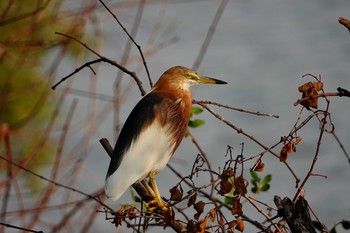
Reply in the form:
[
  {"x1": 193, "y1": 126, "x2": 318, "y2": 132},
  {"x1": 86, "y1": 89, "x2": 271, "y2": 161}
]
[{"x1": 197, "y1": 75, "x2": 227, "y2": 85}]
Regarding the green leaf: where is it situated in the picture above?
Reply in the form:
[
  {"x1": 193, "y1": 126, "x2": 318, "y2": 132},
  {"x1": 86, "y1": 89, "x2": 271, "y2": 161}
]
[
  {"x1": 251, "y1": 180, "x2": 257, "y2": 187},
  {"x1": 260, "y1": 184, "x2": 270, "y2": 192},
  {"x1": 190, "y1": 106, "x2": 203, "y2": 117},
  {"x1": 224, "y1": 197, "x2": 234, "y2": 205},
  {"x1": 188, "y1": 119, "x2": 205, "y2": 128},
  {"x1": 262, "y1": 174, "x2": 272, "y2": 186},
  {"x1": 130, "y1": 187, "x2": 141, "y2": 203},
  {"x1": 250, "y1": 171, "x2": 272, "y2": 194},
  {"x1": 250, "y1": 170, "x2": 260, "y2": 183},
  {"x1": 251, "y1": 187, "x2": 258, "y2": 193}
]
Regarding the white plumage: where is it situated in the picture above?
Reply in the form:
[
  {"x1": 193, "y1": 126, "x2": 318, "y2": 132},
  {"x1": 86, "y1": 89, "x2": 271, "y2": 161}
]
[{"x1": 105, "y1": 122, "x2": 175, "y2": 201}]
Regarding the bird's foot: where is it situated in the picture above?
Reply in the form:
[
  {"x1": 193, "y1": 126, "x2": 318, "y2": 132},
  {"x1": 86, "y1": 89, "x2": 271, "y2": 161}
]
[{"x1": 145, "y1": 199, "x2": 172, "y2": 212}]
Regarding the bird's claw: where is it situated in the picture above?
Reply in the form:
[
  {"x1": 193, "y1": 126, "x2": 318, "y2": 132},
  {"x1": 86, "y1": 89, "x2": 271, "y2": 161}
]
[{"x1": 145, "y1": 199, "x2": 172, "y2": 212}]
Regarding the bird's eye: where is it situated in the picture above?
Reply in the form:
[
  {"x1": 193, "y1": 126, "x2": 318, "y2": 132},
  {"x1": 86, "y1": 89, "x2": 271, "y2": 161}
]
[{"x1": 185, "y1": 73, "x2": 197, "y2": 80}]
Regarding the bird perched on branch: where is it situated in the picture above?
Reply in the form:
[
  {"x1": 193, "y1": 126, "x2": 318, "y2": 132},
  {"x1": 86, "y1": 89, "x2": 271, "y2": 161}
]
[{"x1": 105, "y1": 66, "x2": 227, "y2": 211}]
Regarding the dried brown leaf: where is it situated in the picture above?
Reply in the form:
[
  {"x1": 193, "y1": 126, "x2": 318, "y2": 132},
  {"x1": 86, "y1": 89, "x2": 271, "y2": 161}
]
[
  {"x1": 169, "y1": 186, "x2": 183, "y2": 201},
  {"x1": 298, "y1": 81, "x2": 323, "y2": 109},
  {"x1": 208, "y1": 208, "x2": 217, "y2": 222},
  {"x1": 198, "y1": 217, "x2": 207, "y2": 233},
  {"x1": 298, "y1": 81, "x2": 312, "y2": 92},
  {"x1": 229, "y1": 220, "x2": 237, "y2": 228},
  {"x1": 280, "y1": 144, "x2": 289, "y2": 162},
  {"x1": 231, "y1": 198, "x2": 243, "y2": 217},
  {"x1": 313, "y1": 81, "x2": 323, "y2": 91},
  {"x1": 186, "y1": 221, "x2": 197, "y2": 232},
  {"x1": 254, "y1": 159, "x2": 265, "y2": 172},
  {"x1": 126, "y1": 207, "x2": 137, "y2": 220},
  {"x1": 236, "y1": 218, "x2": 245, "y2": 232},
  {"x1": 194, "y1": 213, "x2": 200, "y2": 221},
  {"x1": 194, "y1": 201, "x2": 205, "y2": 216},
  {"x1": 188, "y1": 192, "x2": 197, "y2": 207},
  {"x1": 234, "y1": 176, "x2": 247, "y2": 195},
  {"x1": 218, "y1": 178, "x2": 232, "y2": 195},
  {"x1": 286, "y1": 142, "x2": 293, "y2": 154}
]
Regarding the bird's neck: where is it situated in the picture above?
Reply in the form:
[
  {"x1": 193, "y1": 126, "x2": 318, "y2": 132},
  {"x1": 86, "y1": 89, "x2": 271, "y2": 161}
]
[{"x1": 151, "y1": 86, "x2": 192, "y2": 104}]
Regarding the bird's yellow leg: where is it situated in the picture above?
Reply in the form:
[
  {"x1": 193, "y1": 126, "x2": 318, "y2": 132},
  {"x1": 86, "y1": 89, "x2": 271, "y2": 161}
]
[
  {"x1": 141, "y1": 180, "x2": 155, "y2": 197},
  {"x1": 147, "y1": 171, "x2": 171, "y2": 212}
]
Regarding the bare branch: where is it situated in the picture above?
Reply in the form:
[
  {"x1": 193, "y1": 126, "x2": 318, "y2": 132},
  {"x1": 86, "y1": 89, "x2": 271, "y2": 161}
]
[
  {"x1": 52, "y1": 33, "x2": 147, "y2": 95},
  {"x1": 0, "y1": 154, "x2": 112, "y2": 211},
  {"x1": 0, "y1": 222, "x2": 43, "y2": 233},
  {"x1": 293, "y1": 96, "x2": 331, "y2": 202},
  {"x1": 293, "y1": 91, "x2": 349, "y2": 107},
  {"x1": 331, "y1": 131, "x2": 350, "y2": 165},
  {"x1": 99, "y1": 0, "x2": 152, "y2": 87},
  {"x1": 195, "y1": 100, "x2": 279, "y2": 118},
  {"x1": 192, "y1": 0, "x2": 229, "y2": 70},
  {"x1": 197, "y1": 102, "x2": 300, "y2": 183}
]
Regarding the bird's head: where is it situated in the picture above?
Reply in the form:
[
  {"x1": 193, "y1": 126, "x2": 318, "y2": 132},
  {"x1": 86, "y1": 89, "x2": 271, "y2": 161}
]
[{"x1": 153, "y1": 66, "x2": 227, "y2": 92}]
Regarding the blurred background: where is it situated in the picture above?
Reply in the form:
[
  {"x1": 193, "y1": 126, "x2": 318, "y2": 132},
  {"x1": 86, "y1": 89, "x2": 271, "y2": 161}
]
[{"x1": 1, "y1": 0, "x2": 350, "y2": 232}]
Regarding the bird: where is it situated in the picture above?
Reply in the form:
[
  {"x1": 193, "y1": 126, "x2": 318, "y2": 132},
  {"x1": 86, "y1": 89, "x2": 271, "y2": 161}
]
[{"x1": 105, "y1": 66, "x2": 227, "y2": 211}]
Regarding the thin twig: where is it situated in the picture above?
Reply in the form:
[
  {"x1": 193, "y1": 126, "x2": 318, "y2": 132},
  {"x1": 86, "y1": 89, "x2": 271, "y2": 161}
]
[
  {"x1": 51, "y1": 57, "x2": 146, "y2": 95},
  {"x1": 192, "y1": 0, "x2": 229, "y2": 70},
  {"x1": 197, "y1": 102, "x2": 300, "y2": 183},
  {"x1": 52, "y1": 189, "x2": 106, "y2": 233},
  {"x1": 52, "y1": 32, "x2": 147, "y2": 95},
  {"x1": 28, "y1": 98, "x2": 78, "y2": 229},
  {"x1": 0, "y1": 0, "x2": 49, "y2": 26},
  {"x1": 167, "y1": 164, "x2": 274, "y2": 232},
  {"x1": 1, "y1": 124, "x2": 12, "y2": 229},
  {"x1": 99, "y1": 0, "x2": 152, "y2": 87},
  {"x1": 186, "y1": 130, "x2": 215, "y2": 197},
  {"x1": 55, "y1": 32, "x2": 101, "y2": 57},
  {"x1": 293, "y1": 103, "x2": 330, "y2": 202},
  {"x1": 195, "y1": 100, "x2": 279, "y2": 118},
  {"x1": 293, "y1": 91, "x2": 350, "y2": 107},
  {"x1": 0, "y1": 154, "x2": 112, "y2": 211},
  {"x1": 243, "y1": 195, "x2": 281, "y2": 232},
  {"x1": 0, "y1": 222, "x2": 43, "y2": 233},
  {"x1": 331, "y1": 131, "x2": 350, "y2": 165}
]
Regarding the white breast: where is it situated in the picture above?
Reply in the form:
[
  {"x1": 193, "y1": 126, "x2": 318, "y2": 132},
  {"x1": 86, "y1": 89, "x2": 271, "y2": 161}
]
[{"x1": 105, "y1": 122, "x2": 175, "y2": 201}]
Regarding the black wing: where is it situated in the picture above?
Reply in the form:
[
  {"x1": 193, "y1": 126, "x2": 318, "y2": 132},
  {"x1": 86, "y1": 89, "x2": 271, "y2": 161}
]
[{"x1": 106, "y1": 92, "x2": 163, "y2": 177}]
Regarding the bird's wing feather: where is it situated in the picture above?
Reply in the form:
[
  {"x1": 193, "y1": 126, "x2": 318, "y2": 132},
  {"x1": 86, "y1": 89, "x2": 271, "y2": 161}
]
[{"x1": 106, "y1": 92, "x2": 163, "y2": 178}]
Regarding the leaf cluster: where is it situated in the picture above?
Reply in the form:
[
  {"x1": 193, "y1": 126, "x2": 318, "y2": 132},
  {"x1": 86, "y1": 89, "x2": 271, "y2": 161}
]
[{"x1": 250, "y1": 171, "x2": 272, "y2": 194}]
